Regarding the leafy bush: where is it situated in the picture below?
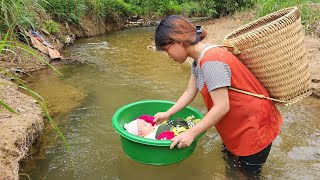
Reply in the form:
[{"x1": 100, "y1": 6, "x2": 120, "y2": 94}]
[
  {"x1": 84, "y1": 0, "x2": 107, "y2": 20},
  {"x1": 42, "y1": 20, "x2": 60, "y2": 34},
  {"x1": 111, "y1": 0, "x2": 133, "y2": 15},
  {"x1": 213, "y1": 0, "x2": 255, "y2": 17},
  {"x1": 85, "y1": 0, "x2": 141, "y2": 20},
  {"x1": 197, "y1": 0, "x2": 218, "y2": 17},
  {"x1": 157, "y1": 1, "x2": 182, "y2": 16},
  {"x1": 126, "y1": 0, "x2": 182, "y2": 16},
  {"x1": 180, "y1": 2, "x2": 202, "y2": 17},
  {"x1": 127, "y1": 0, "x2": 254, "y2": 18},
  {"x1": 40, "y1": 0, "x2": 87, "y2": 25}
]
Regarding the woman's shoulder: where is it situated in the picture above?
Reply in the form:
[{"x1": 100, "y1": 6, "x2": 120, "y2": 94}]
[
  {"x1": 200, "y1": 46, "x2": 234, "y2": 65},
  {"x1": 206, "y1": 46, "x2": 232, "y2": 56}
]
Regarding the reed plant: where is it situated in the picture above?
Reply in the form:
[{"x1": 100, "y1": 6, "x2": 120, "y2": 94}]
[
  {"x1": 0, "y1": 30, "x2": 69, "y2": 151},
  {"x1": 0, "y1": 0, "x2": 43, "y2": 37}
]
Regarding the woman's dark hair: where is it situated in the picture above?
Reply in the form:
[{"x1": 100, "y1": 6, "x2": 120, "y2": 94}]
[{"x1": 155, "y1": 15, "x2": 207, "y2": 50}]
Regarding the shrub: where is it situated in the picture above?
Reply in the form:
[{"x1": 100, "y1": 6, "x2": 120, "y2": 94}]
[
  {"x1": 85, "y1": 0, "x2": 142, "y2": 20},
  {"x1": 42, "y1": 20, "x2": 60, "y2": 34},
  {"x1": 40, "y1": 0, "x2": 87, "y2": 25},
  {"x1": 180, "y1": 2, "x2": 202, "y2": 17}
]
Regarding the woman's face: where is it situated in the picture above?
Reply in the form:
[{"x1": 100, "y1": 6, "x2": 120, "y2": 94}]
[{"x1": 162, "y1": 42, "x2": 188, "y2": 64}]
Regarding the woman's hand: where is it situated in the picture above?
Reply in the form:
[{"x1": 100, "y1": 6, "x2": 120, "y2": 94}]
[
  {"x1": 153, "y1": 112, "x2": 170, "y2": 124},
  {"x1": 170, "y1": 131, "x2": 196, "y2": 149}
]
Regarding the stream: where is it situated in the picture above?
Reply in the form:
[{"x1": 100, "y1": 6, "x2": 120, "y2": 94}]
[{"x1": 20, "y1": 26, "x2": 320, "y2": 180}]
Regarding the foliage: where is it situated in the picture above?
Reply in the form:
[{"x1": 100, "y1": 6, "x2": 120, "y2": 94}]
[
  {"x1": 197, "y1": 0, "x2": 218, "y2": 17},
  {"x1": 85, "y1": 0, "x2": 109, "y2": 20},
  {"x1": 85, "y1": 0, "x2": 141, "y2": 20},
  {"x1": 124, "y1": 0, "x2": 253, "y2": 17},
  {"x1": 299, "y1": 3, "x2": 320, "y2": 33},
  {"x1": 257, "y1": 0, "x2": 300, "y2": 17},
  {"x1": 0, "y1": 0, "x2": 42, "y2": 36},
  {"x1": 156, "y1": 1, "x2": 182, "y2": 16},
  {"x1": 256, "y1": 0, "x2": 320, "y2": 34},
  {"x1": 180, "y1": 2, "x2": 202, "y2": 17},
  {"x1": 39, "y1": 0, "x2": 87, "y2": 25},
  {"x1": 111, "y1": 0, "x2": 136, "y2": 15},
  {"x1": 42, "y1": 20, "x2": 60, "y2": 34},
  {"x1": 213, "y1": 0, "x2": 255, "y2": 17},
  {"x1": 125, "y1": 0, "x2": 180, "y2": 16},
  {"x1": 0, "y1": 0, "x2": 256, "y2": 31}
]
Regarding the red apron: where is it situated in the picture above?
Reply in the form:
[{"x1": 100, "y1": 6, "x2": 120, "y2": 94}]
[{"x1": 199, "y1": 47, "x2": 282, "y2": 156}]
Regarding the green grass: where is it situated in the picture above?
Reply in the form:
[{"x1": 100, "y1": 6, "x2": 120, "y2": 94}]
[
  {"x1": 39, "y1": 0, "x2": 87, "y2": 25},
  {"x1": 42, "y1": 20, "x2": 60, "y2": 35},
  {"x1": 256, "y1": 0, "x2": 320, "y2": 34},
  {"x1": 0, "y1": 0, "x2": 43, "y2": 36},
  {"x1": 299, "y1": 2, "x2": 320, "y2": 33}
]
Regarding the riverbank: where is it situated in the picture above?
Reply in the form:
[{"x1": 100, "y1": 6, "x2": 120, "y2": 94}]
[
  {"x1": 0, "y1": 10, "x2": 319, "y2": 179},
  {"x1": 0, "y1": 79, "x2": 43, "y2": 179}
]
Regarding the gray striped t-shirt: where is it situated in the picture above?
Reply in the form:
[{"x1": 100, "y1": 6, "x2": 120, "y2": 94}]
[{"x1": 192, "y1": 60, "x2": 231, "y2": 92}]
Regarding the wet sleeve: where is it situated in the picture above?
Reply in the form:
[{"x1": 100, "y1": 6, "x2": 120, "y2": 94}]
[{"x1": 201, "y1": 61, "x2": 231, "y2": 92}]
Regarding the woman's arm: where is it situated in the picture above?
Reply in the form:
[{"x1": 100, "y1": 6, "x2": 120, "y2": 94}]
[
  {"x1": 154, "y1": 75, "x2": 198, "y2": 122},
  {"x1": 170, "y1": 87, "x2": 230, "y2": 149}
]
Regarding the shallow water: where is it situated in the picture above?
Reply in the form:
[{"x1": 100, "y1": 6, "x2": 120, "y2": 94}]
[{"x1": 20, "y1": 27, "x2": 320, "y2": 179}]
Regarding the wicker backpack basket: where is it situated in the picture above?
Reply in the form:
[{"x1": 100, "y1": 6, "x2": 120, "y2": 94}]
[{"x1": 223, "y1": 7, "x2": 312, "y2": 106}]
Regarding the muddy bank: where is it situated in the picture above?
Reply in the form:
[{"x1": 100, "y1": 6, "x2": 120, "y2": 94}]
[{"x1": 0, "y1": 79, "x2": 43, "y2": 179}]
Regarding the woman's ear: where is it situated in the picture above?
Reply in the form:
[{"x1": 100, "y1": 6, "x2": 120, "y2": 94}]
[
  {"x1": 177, "y1": 41, "x2": 184, "y2": 46},
  {"x1": 179, "y1": 41, "x2": 189, "y2": 49}
]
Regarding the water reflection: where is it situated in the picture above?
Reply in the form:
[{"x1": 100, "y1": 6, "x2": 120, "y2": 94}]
[{"x1": 20, "y1": 27, "x2": 320, "y2": 179}]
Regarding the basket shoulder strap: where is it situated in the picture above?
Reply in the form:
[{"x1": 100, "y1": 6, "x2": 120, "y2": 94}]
[
  {"x1": 208, "y1": 45, "x2": 241, "y2": 55},
  {"x1": 198, "y1": 45, "x2": 239, "y2": 65},
  {"x1": 228, "y1": 87, "x2": 286, "y2": 103}
]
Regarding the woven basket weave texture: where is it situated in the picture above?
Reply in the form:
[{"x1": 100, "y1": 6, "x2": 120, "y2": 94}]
[{"x1": 223, "y1": 7, "x2": 312, "y2": 105}]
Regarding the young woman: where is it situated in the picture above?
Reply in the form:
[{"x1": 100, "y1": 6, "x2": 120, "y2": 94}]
[{"x1": 153, "y1": 15, "x2": 282, "y2": 173}]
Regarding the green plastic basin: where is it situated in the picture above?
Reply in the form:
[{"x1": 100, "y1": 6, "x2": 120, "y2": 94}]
[{"x1": 112, "y1": 100, "x2": 205, "y2": 165}]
